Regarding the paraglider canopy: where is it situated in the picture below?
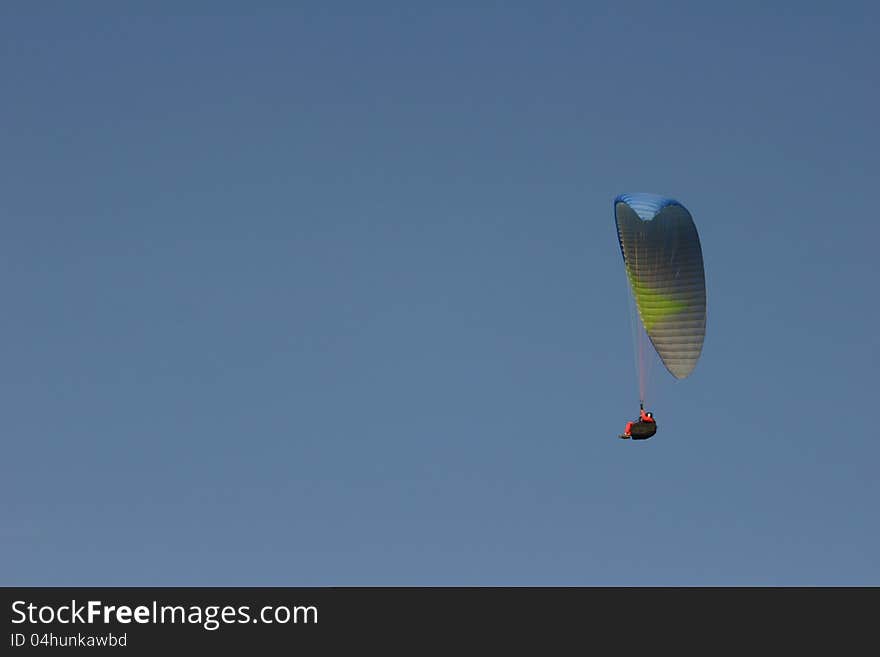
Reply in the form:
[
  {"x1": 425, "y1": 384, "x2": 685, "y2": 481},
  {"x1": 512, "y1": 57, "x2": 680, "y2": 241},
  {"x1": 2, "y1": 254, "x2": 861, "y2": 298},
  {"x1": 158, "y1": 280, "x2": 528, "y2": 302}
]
[{"x1": 614, "y1": 193, "x2": 706, "y2": 382}]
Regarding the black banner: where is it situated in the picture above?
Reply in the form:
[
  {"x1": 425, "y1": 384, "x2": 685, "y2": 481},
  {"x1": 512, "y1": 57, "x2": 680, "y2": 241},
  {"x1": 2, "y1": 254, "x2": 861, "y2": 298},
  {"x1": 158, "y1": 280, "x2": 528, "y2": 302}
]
[{"x1": 1, "y1": 587, "x2": 874, "y2": 652}]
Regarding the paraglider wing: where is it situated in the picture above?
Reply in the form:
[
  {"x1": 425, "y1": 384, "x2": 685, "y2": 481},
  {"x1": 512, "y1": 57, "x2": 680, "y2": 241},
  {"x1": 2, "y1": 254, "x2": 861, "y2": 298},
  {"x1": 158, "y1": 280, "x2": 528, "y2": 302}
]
[{"x1": 615, "y1": 193, "x2": 706, "y2": 379}]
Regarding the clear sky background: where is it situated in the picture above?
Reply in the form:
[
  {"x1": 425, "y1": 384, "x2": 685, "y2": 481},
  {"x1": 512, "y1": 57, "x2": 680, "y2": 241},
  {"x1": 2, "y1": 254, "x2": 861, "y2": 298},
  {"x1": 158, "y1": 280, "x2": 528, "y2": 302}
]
[{"x1": 2, "y1": 1, "x2": 878, "y2": 585}]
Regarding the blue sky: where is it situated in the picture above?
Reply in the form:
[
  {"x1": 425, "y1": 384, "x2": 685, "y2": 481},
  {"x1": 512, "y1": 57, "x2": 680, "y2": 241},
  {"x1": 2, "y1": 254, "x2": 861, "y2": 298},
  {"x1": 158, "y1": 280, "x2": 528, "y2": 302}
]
[{"x1": 2, "y1": 1, "x2": 878, "y2": 585}]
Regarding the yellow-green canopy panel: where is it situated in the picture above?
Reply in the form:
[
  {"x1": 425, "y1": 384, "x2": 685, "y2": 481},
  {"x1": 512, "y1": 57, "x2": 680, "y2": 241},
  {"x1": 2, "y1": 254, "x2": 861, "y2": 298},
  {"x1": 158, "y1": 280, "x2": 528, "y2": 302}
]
[{"x1": 615, "y1": 193, "x2": 706, "y2": 379}]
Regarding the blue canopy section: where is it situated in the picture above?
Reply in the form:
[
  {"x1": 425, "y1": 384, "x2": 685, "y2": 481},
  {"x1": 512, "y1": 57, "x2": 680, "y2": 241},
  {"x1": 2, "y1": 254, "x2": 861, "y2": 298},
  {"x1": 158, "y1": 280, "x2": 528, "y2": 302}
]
[{"x1": 614, "y1": 193, "x2": 683, "y2": 222}]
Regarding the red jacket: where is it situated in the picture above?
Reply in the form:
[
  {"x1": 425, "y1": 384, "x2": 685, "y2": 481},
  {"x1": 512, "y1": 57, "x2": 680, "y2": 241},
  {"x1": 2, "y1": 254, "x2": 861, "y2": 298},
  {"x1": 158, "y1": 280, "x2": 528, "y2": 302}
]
[{"x1": 640, "y1": 409, "x2": 655, "y2": 423}]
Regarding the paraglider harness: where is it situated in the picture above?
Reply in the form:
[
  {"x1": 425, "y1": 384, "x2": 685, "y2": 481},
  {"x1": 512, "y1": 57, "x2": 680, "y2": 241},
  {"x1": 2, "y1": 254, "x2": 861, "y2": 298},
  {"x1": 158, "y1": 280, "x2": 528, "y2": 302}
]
[{"x1": 625, "y1": 403, "x2": 657, "y2": 440}]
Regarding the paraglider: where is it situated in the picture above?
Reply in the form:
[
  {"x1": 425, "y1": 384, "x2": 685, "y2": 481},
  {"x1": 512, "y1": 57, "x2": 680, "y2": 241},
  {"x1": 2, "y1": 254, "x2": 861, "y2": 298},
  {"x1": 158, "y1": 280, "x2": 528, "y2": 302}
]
[
  {"x1": 614, "y1": 193, "x2": 706, "y2": 440},
  {"x1": 619, "y1": 404, "x2": 657, "y2": 440}
]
